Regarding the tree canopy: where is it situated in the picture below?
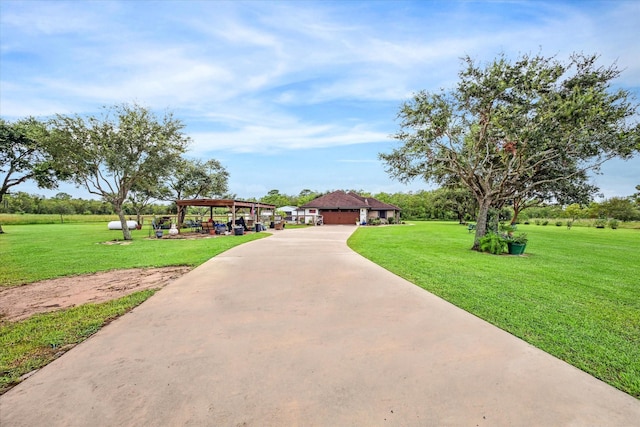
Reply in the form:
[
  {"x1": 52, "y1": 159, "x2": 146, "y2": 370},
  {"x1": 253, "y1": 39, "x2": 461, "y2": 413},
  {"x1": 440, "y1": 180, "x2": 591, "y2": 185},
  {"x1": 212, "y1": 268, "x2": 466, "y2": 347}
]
[
  {"x1": 159, "y1": 158, "x2": 229, "y2": 202},
  {"x1": 49, "y1": 103, "x2": 190, "y2": 240},
  {"x1": 0, "y1": 117, "x2": 69, "y2": 233},
  {"x1": 380, "y1": 53, "x2": 639, "y2": 249},
  {"x1": 0, "y1": 118, "x2": 63, "y2": 203}
]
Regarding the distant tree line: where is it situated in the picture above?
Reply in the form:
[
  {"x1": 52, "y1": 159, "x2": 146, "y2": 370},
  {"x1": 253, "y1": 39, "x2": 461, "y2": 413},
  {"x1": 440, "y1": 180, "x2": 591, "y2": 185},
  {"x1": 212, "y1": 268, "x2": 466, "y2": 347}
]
[
  {"x1": 0, "y1": 191, "x2": 171, "y2": 216},
  {"x1": 2, "y1": 185, "x2": 638, "y2": 223},
  {"x1": 256, "y1": 186, "x2": 640, "y2": 222}
]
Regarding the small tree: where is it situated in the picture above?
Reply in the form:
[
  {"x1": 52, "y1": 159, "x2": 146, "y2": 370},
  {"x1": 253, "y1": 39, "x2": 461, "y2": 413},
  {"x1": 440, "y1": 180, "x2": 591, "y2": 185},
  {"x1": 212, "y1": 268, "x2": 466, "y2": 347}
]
[
  {"x1": 50, "y1": 103, "x2": 190, "y2": 240},
  {"x1": 127, "y1": 178, "x2": 159, "y2": 227},
  {"x1": 564, "y1": 203, "x2": 586, "y2": 222},
  {"x1": 380, "y1": 53, "x2": 639, "y2": 250},
  {"x1": 159, "y1": 157, "x2": 229, "y2": 223}
]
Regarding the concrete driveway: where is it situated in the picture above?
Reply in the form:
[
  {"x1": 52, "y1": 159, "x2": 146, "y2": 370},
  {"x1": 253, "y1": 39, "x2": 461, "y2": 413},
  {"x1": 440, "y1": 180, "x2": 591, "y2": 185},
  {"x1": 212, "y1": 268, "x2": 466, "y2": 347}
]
[{"x1": 1, "y1": 225, "x2": 639, "y2": 426}]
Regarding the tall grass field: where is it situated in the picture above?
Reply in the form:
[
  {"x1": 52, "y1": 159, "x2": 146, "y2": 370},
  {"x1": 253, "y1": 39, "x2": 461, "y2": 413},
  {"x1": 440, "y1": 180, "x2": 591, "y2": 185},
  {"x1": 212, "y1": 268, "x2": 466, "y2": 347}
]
[{"x1": 348, "y1": 222, "x2": 640, "y2": 398}]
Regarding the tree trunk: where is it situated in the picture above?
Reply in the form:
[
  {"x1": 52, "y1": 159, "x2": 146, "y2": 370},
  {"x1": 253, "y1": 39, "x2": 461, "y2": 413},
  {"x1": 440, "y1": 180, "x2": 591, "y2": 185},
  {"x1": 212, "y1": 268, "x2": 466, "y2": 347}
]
[
  {"x1": 116, "y1": 206, "x2": 132, "y2": 241},
  {"x1": 0, "y1": 224, "x2": 4, "y2": 234},
  {"x1": 511, "y1": 198, "x2": 522, "y2": 225},
  {"x1": 472, "y1": 198, "x2": 492, "y2": 251}
]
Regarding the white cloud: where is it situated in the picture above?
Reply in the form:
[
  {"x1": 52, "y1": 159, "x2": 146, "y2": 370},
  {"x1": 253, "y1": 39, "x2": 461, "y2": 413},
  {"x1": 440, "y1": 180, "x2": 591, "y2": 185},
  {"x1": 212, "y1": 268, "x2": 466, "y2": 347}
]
[
  {"x1": 189, "y1": 122, "x2": 390, "y2": 154},
  {"x1": 2, "y1": 0, "x2": 638, "y2": 199}
]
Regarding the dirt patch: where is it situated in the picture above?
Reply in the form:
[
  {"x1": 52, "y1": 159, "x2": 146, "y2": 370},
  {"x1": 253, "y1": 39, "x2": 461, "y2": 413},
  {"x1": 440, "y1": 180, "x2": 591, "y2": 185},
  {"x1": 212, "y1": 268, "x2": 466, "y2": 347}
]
[{"x1": 0, "y1": 266, "x2": 192, "y2": 322}]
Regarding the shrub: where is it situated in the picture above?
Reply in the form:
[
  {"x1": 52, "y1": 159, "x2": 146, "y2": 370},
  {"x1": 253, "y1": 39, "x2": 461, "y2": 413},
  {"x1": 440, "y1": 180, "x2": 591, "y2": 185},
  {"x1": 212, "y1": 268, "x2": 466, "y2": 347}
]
[
  {"x1": 609, "y1": 219, "x2": 619, "y2": 229},
  {"x1": 542, "y1": 220, "x2": 549, "y2": 226},
  {"x1": 479, "y1": 232, "x2": 508, "y2": 255},
  {"x1": 595, "y1": 218, "x2": 607, "y2": 228},
  {"x1": 556, "y1": 220, "x2": 563, "y2": 226},
  {"x1": 535, "y1": 219, "x2": 541, "y2": 226},
  {"x1": 499, "y1": 223, "x2": 517, "y2": 234}
]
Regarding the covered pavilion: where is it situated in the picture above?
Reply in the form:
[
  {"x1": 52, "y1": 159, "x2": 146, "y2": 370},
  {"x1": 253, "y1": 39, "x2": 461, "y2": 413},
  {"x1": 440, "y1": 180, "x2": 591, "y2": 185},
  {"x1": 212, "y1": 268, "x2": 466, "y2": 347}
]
[{"x1": 176, "y1": 199, "x2": 276, "y2": 231}]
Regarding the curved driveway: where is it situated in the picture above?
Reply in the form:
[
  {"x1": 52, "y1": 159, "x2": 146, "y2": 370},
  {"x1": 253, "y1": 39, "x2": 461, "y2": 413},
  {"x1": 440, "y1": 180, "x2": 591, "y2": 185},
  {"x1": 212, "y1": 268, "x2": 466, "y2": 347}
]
[{"x1": 2, "y1": 226, "x2": 639, "y2": 426}]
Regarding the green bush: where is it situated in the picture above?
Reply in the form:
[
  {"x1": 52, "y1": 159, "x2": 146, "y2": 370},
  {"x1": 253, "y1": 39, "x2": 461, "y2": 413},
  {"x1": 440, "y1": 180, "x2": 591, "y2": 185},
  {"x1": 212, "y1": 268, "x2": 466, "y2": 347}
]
[
  {"x1": 479, "y1": 232, "x2": 508, "y2": 255},
  {"x1": 609, "y1": 219, "x2": 619, "y2": 229},
  {"x1": 556, "y1": 220, "x2": 563, "y2": 227}
]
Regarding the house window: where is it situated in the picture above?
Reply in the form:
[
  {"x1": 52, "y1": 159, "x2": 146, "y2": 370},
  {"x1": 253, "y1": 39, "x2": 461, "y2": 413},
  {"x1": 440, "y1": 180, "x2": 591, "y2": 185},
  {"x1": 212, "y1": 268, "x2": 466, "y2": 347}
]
[
  {"x1": 309, "y1": 209, "x2": 317, "y2": 214},
  {"x1": 379, "y1": 210, "x2": 387, "y2": 219}
]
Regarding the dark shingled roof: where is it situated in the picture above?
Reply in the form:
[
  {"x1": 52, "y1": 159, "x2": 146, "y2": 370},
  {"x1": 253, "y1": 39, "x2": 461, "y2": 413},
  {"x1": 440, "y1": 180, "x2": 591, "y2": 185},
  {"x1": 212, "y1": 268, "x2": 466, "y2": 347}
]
[{"x1": 300, "y1": 190, "x2": 400, "y2": 211}]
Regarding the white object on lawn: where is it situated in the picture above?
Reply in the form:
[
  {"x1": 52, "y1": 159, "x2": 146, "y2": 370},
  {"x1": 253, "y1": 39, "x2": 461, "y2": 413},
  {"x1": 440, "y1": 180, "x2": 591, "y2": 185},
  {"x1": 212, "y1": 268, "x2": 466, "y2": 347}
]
[{"x1": 107, "y1": 220, "x2": 138, "y2": 230}]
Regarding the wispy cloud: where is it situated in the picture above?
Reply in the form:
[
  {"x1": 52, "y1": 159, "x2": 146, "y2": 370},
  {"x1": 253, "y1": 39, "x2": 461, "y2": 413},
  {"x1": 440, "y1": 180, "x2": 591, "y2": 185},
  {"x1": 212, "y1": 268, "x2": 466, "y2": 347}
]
[{"x1": 190, "y1": 123, "x2": 390, "y2": 154}]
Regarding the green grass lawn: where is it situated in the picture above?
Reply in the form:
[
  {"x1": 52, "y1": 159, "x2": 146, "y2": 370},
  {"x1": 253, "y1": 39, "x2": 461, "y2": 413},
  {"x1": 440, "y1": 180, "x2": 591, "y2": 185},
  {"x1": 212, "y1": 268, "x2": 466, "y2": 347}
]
[
  {"x1": 348, "y1": 221, "x2": 640, "y2": 398},
  {"x1": 0, "y1": 223, "x2": 268, "y2": 393},
  {"x1": 0, "y1": 223, "x2": 266, "y2": 286},
  {"x1": 2, "y1": 221, "x2": 639, "y2": 398}
]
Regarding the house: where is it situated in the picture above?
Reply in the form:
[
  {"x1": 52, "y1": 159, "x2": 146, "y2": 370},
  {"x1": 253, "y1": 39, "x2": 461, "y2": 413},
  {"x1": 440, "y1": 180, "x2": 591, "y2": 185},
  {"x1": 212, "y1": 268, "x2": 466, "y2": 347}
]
[
  {"x1": 278, "y1": 205, "x2": 304, "y2": 223},
  {"x1": 299, "y1": 190, "x2": 401, "y2": 225}
]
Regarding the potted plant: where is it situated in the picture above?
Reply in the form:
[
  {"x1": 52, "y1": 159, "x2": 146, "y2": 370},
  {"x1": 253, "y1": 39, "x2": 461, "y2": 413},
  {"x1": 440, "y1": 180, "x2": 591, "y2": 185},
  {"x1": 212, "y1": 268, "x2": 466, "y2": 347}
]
[
  {"x1": 274, "y1": 210, "x2": 286, "y2": 230},
  {"x1": 151, "y1": 216, "x2": 163, "y2": 238},
  {"x1": 499, "y1": 223, "x2": 517, "y2": 237},
  {"x1": 507, "y1": 232, "x2": 528, "y2": 255}
]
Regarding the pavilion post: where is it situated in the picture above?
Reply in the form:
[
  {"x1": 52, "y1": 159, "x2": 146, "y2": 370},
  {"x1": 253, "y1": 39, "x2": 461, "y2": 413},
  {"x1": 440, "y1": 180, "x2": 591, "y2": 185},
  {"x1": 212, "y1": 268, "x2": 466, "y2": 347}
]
[{"x1": 232, "y1": 201, "x2": 237, "y2": 229}]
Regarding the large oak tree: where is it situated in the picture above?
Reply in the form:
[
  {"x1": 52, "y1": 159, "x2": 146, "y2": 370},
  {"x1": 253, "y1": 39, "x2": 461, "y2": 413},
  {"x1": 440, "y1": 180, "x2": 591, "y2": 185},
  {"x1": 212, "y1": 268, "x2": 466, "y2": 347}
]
[
  {"x1": 50, "y1": 103, "x2": 190, "y2": 240},
  {"x1": 0, "y1": 117, "x2": 66, "y2": 233},
  {"x1": 380, "y1": 53, "x2": 639, "y2": 249}
]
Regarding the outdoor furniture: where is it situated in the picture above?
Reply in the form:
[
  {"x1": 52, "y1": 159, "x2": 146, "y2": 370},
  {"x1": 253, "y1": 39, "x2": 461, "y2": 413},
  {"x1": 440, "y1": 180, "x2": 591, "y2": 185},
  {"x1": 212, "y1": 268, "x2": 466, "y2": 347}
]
[
  {"x1": 468, "y1": 223, "x2": 476, "y2": 233},
  {"x1": 184, "y1": 219, "x2": 201, "y2": 232},
  {"x1": 201, "y1": 222, "x2": 212, "y2": 234}
]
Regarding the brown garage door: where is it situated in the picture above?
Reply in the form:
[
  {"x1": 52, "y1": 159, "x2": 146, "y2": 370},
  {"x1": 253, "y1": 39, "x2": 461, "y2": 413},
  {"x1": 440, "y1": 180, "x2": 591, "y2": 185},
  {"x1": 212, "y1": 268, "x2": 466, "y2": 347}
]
[{"x1": 322, "y1": 210, "x2": 359, "y2": 225}]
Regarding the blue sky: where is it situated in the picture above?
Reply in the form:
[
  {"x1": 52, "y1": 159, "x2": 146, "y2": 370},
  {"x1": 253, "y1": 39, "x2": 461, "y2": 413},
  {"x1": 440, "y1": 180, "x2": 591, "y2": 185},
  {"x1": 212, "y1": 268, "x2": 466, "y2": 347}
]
[{"x1": 1, "y1": 0, "x2": 639, "y2": 200}]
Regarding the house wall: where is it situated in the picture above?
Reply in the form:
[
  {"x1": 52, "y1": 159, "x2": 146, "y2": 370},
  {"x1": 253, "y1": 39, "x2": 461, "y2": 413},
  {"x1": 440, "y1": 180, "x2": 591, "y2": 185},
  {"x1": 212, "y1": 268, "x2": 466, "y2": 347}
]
[
  {"x1": 360, "y1": 208, "x2": 368, "y2": 224},
  {"x1": 302, "y1": 208, "x2": 322, "y2": 224}
]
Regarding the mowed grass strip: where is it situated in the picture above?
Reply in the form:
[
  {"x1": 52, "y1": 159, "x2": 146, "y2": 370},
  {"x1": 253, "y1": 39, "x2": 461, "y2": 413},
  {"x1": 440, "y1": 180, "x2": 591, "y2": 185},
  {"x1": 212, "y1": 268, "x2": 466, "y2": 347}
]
[
  {"x1": 348, "y1": 222, "x2": 640, "y2": 398},
  {"x1": 0, "y1": 290, "x2": 156, "y2": 393},
  {"x1": 0, "y1": 223, "x2": 267, "y2": 286}
]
